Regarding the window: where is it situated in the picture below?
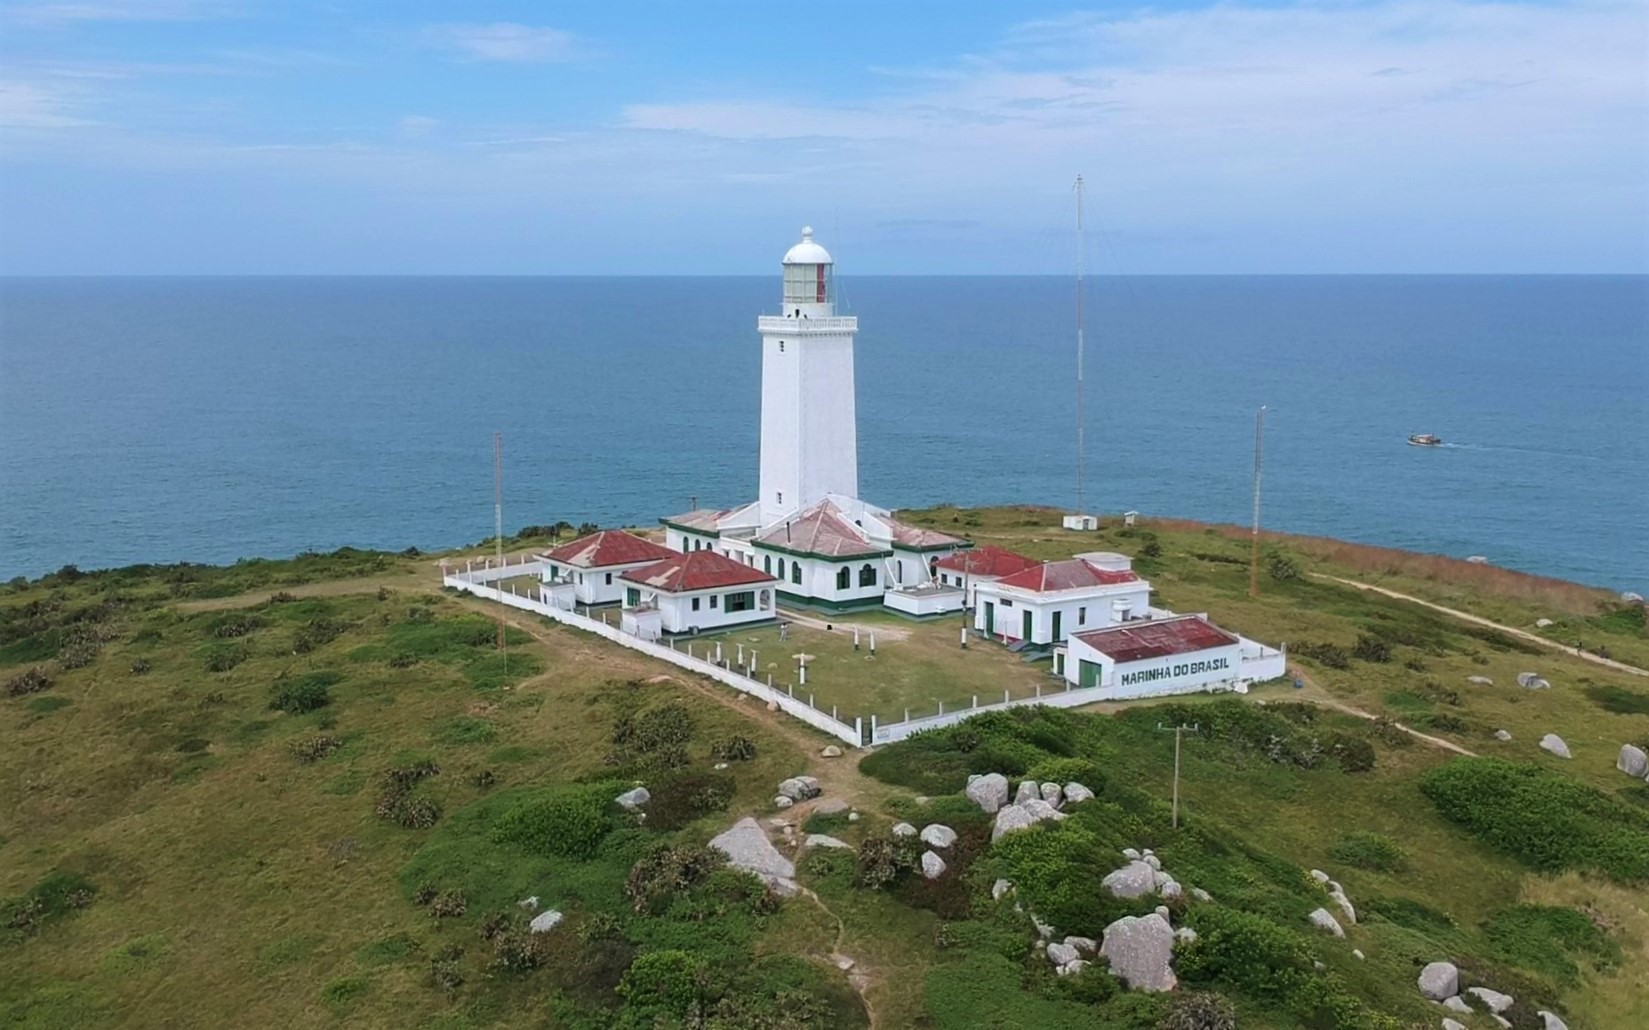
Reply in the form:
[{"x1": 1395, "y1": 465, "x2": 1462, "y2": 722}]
[
  {"x1": 726, "y1": 591, "x2": 754, "y2": 613},
  {"x1": 777, "y1": 558, "x2": 786, "y2": 579},
  {"x1": 858, "y1": 564, "x2": 877, "y2": 587},
  {"x1": 710, "y1": 595, "x2": 719, "y2": 609},
  {"x1": 791, "y1": 562, "x2": 802, "y2": 585},
  {"x1": 777, "y1": 491, "x2": 783, "y2": 505},
  {"x1": 764, "y1": 555, "x2": 772, "y2": 574},
  {"x1": 836, "y1": 566, "x2": 850, "y2": 591},
  {"x1": 1078, "y1": 606, "x2": 1087, "y2": 625},
  {"x1": 1001, "y1": 598, "x2": 1014, "y2": 608},
  {"x1": 625, "y1": 587, "x2": 639, "y2": 607},
  {"x1": 605, "y1": 572, "x2": 613, "y2": 585},
  {"x1": 779, "y1": 341, "x2": 785, "y2": 353},
  {"x1": 692, "y1": 597, "x2": 701, "y2": 611},
  {"x1": 577, "y1": 573, "x2": 584, "y2": 584},
  {"x1": 895, "y1": 559, "x2": 904, "y2": 581}
]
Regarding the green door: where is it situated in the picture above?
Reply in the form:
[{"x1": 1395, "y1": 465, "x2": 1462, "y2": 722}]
[
  {"x1": 1052, "y1": 611, "x2": 1062, "y2": 642},
  {"x1": 1079, "y1": 660, "x2": 1102, "y2": 688},
  {"x1": 984, "y1": 602, "x2": 995, "y2": 636},
  {"x1": 1022, "y1": 610, "x2": 1033, "y2": 642}
]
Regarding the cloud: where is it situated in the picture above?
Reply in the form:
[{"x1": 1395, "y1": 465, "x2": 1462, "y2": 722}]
[
  {"x1": 398, "y1": 115, "x2": 439, "y2": 136},
  {"x1": 421, "y1": 23, "x2": 576, "y2": 63},
  {"x1": 0, "y1": 80, "x2": 95, "y2": 127}
]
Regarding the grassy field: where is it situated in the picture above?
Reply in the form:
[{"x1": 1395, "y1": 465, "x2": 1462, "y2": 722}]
[{"x1": 3, "y1": 510, "x2": 1645, "y2": 1028}]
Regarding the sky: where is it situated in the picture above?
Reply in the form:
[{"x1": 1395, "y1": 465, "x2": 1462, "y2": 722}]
[{"x1": 0, "y1": 0, "x2": 1645, "y2": 275}]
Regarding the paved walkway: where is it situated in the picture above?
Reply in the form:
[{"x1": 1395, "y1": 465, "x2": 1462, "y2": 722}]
[{"x1": 1315, "y1": 574, "x2": 1649, "y2": 679}]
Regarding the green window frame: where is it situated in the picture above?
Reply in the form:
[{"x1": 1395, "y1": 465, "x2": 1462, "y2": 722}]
[{"x1": 835, "y1": 566, "x2": 850, "y2": 590}]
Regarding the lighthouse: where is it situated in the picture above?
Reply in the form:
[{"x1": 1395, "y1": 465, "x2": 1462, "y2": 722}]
[{"x1": 757, "y1": 227, "x2": 860, "y2": 526}]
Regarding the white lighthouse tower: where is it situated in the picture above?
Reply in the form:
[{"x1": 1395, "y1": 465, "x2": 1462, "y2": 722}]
[{"x1": 757, "y1": 227, "x2": 860, "y2": 526}]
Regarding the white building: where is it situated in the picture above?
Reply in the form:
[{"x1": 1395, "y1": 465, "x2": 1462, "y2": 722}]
[
  {"x1": 1059, "y1": 613, "x2": 1286, "y2": 698},
  {"x1": 661, "y1": 227, "x2": 969, "y2": 613},
  {"x1": 535, "y1": 529, "x2": 679, "y2": 607},
  {"x1": 972, "y1": 551, "x2": 1153, "y2": 645},
  {"x1": 933, "y1": 545, "x2": 1042, "y2": 608},
  {"x1": 619, "y1": 549, "x2": 779, "y2": 638}
]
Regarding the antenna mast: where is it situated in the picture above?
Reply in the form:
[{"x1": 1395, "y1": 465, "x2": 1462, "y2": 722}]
[
  {"x1": 494, "y1": 432, "x2": 506, "y2": 654},
  {"x1": 1249, "y1": 406, "x2": 1267, "y2": 598},
  {"x1": 1074, "y1": 173, "x2": 1087, "y2": 519}
]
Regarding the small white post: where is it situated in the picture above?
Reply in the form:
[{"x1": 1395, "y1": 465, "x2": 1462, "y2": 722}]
[
  {"x1": 809, "y1": 693, "x2": 814, "y2": 708},
  {"x1": 1003, "y1": 689, "x2": 1010, "y2": 704},
  {"x1": 737, "y1": 643, "x2": 744, "y2": 665},
  {"x1": 799, "y1": 662, "x2": 807, "y2": 686},
  {"x1": 869, "y1": 633, "x2": 876, "y2": 655},
  {"x1": 904, "y1": 707, "x2": 910, "y2": 721},
  {"x1": 832, "y1": 704, "x2": 837, "y2": 719},
  {"x1": 972, "y1": 695, "x2": 978, "y2": 708},
  {"x1": 960, "y1": 625, "x2": 967, "y2": 649},
  {"x1": 853, "y1": 627, "x2": 860, "y2": 651},
  {"x1": 715, "y1": 642, "x2": 722, "y2": 664},
  {"x1": 687, "y1": 643, "x2": 693, "y2": 659},
  {"x1": 938, "y1": 701, "x2": 945, "y2": 715}
]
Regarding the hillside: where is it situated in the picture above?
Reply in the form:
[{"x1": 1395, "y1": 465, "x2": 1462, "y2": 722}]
[{"x1": 3, "y1": 510, "x2": 1646, "y2": 1029}]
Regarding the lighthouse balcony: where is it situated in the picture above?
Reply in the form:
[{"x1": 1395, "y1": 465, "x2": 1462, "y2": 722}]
[{"x1": 757, "y1": 315, "x2": 858, "y2": 334}]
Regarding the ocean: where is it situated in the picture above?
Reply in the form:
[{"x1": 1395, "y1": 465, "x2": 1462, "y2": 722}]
[{"x1": 1, "y1": 276, "x2": 1644, "y2": 592}]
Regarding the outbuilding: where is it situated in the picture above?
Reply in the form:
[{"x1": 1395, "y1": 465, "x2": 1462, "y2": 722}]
[
  {"x1": 933, "y1": 545, "x2": 1041, "y2": 608},
  {"x1": 536, "y1": 530, "x2": 680, "y2": 607},
  {"x1": 619, "y1": 549, "x2": 779, "y2": 636},
  {"x1": 1061, "y1": 614, "x2": 1284, "y2": 697},
  {"x1": 972, "y1": 552, "x2": 1152, "y2": 645}
]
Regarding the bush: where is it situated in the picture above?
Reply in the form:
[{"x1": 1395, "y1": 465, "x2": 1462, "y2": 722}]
[
  {"x1": 709, "y1": 734, "x2": 757, "y2": 762},
  {"x1": 3, "y1": 871, "x2": 97, "y2": 940},
  {"x1": 855, "y1": 834, "x2": 918, "y2": 890},
  {"x1": 210, "y1": 613, "x2": 262, "y2": 639},
  {"x1": 428, "y1": 890, "x2": 467, "y2": 919},
  {"x1": 1177, "y1": 906, "x2": 1313, "y2": 999},
  {"x1": 293, "y1": 617, "x2": 347, "y2": 654},
  {"x1": 617, "y1": 949, "x2": 705, "y2": 1018},
  {"x1": 625, "y1": 843, "x2": 726, "y2": 913},
  {"x1": 1329, "y1": 830, "x2": 1407, "y2": 872},
  {"x1": 1293, "y1": 643, "x2": 1350, "y2": 670},
  {"x1": 643, "y1": 772, "x2": 737, "y2": 831},
  {"x1": 609, "y1": 701, "x2": 695, "y2": 772},
  {"x1": 130, "y1": 658, "x2": 151, "y2": 675},
  {"x1": 1483, "y1": 904, "x2": 1621, "y2": 985},
  {"x1": 1024, "y1": 756, "x2": 1107, "y2": 792},
  {"x1": 201, "y1": 641, "x2": 250, "y2": 672},
  {"x1": 989, "y1": 823, "x2": 1126, "y2": 933},
  {"x1": 1265, "y1": 551, "x2": 1300, "y2": 582},
  {"x1": 375, "y1": 761, "x2": 441, "y2": 828},
  {"x1": 1141, "y1": 539, "x2": 1164, "y2": 559},
  {"x1": 1328, "y1": 734, "x2": 1376, "y2": 773},
  {"x1": 1160, "y1": 991, "x2": 1237, "y2": 1030},
  {"x1": 1362, "y1": 895, "x2": 1455, "y2": 932},
  {"x1": 1350, "y1": 634, "x2": 1392, "y2": 663},
  {"x1": 268, "y1": 671, "x2": 341, "y2": 714},
  {"x1": 1420, "y1": 757, "x2": 1649, "y2": 882},
  {"x1": 494, "y1": 783, "x2": 618, "y2": 859},
  {"x1": 4, "y1": 666, "x2": 53, "y2": 697},
  {"x1": 291, "y1": 735, "x2": 342, "y2": 762}
]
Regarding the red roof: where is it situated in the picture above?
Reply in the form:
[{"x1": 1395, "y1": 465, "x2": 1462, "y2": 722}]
[
  {"x1": 885, "y1": 517, "x2": 968, "y2": 550},
  {"x1": 621, "y1": 550, "x2": 777, "y2": 593},
  {"x1": 1073, "y1": 616, "x2": 1237, "y2": 663},
  {"x1": 757, "y1": 501, "x2": 884, "y2": 558},
  {"x1": 934, "y1": 545, "x2": 1038, "y2": 579},
  {"x1": 540, "y1": 530, "x2": 677, "y2": 569},
  {"x1": 994, "y1": 558, "x2": 1140, "y2": 593}
]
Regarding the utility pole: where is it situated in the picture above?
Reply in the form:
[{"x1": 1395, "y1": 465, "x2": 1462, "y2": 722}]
[
  {"x1": 494, "y1": 433, "x2": 507, "y2": 661},
  {"x1": 1249, "y1": 405, "x2": 1267, "y2": 599},
  {"x1": 1074, "y1": 173, "x2": 1087, "y2": 520},
  {"x1": 1157, "y1": 721, "x2": 1199, "y2": 829}
]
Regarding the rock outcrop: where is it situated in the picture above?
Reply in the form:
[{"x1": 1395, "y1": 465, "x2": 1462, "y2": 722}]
[
  {"x1": 1099, "y1": 913, "x2": 1178, "y2": 992},
  {"x1": 1467, "y1": 987, "x2": 1514, "y2": 1014},
  {"x1": 1494, "y1": 729, "x2": 1513, "y2": 741},
  {"x1": 1015, "y1": 779, "x2": 1040, "y2": 806},
  {"x1": 921, "y1": 851, "x2": 947, "y2": 879},
  {"x1": 615, "y1": 786, "x2": 650, "y2": 811},
  {"x1": 805, "y1": 834, "x2": 851, "y2": 850},
  {"x1": 1539, "y1": 734, "x2": 1572, "y2": 759},
  {"x1": 1040, "y1": 782, "x2": 1063, "y2": 807},
  {"x1": 777, "y1": 776, "x2": 821, "y2": 801},
  {"x1": 529, "y1": 910, "x2": 564, "y2": 933},
  {"x1": 710, "y1": 817, "x2": 798, "y2": 894},
  {"x1": 920, "y1": 824, "x2": 958, "y2": 849},
  {"x1": 1618, "y1": 744, "x2": 1648, "y2": 778},
  {"x1": 891, "y1": 822, "x2": 917, "y2": 838},
  {"x1": 965, "y1": 773, "x2": 1010, "y2": 813},
  {"x1": 1308, "y1": 908, "x2": 1345, "y2": 937},
  {"x1": 1417, "y1": 961, "x2": 1459, "y2": 1001},
  {"x1": 1101, "y1": 860, "x2": 1158, "y2": 899},
  {"x1": 1064, "y1": 781, "x2": 1095, "y2": 804},
  {"x1": 990, "y1": 804, "x2": 1037, "y2": 841}
]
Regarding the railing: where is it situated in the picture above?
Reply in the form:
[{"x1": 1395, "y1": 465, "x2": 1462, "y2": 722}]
[
  {"x1": 757, "y1": 315, "x2": 859, "y2": 333},
  {"x1": 443, "y1": 558, "x2": 863, "y2": 747}
]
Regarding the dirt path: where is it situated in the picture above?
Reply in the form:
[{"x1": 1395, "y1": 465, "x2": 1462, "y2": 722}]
[{"x1": 1316, "y1": 574, "x2": 1649, "y2": 679}]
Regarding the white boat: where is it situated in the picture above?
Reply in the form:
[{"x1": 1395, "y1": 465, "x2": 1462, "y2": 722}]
[{"x1": 1407, "y1": 434, "x2": 1443, "y2": 447}]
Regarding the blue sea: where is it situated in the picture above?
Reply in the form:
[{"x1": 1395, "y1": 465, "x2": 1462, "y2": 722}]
[{"x1": 1, "y1": 276, "x2": 1644, "y2": 591}]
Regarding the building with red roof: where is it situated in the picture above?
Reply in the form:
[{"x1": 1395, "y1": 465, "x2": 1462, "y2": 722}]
[
  {"x1": 933, "y1": 545, "x2": 1041, "y2": 608},
  {"x1": 618, "y1": 550, "x2": 779, "y2": 636},
  {"x1": 971, "y1": 551, "x2": 1154, "y2": 646},
  {"x1": 535, "y1": 530, "x2": 680, "y2": 607},
  {"x1": 1060, "y1": 614, "x2": 1284, "y2": 699}
]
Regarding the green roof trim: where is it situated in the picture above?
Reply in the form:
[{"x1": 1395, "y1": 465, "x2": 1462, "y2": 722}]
[
  {"x1": 754, "y1": 541, "x2": 893, "y2": 562},
  {"x1": 659, "y1": 518, "x2": 722, "y2": 539}
]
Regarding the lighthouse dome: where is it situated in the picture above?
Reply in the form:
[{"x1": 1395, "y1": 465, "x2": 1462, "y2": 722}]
[{"x1": 782, "y1": 226, "x2": 832, "y2": 265}]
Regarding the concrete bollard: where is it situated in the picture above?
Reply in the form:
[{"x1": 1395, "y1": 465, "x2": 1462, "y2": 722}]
[
  {"x1": 869, "y1": 633, "x2": 876, "y2": 655},
  {"x1": 853, "y1": 627, "x2": 860, "y2": 651},
  {"x1": 972, "y1": 695, "x2": 978, "y2": 708},
  {"x1": 799, "y1": 663, "x2": 807, "y2": 686}
]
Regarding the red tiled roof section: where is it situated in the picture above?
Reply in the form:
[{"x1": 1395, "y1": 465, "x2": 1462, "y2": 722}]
[
  {"x1": 934, "y1": 545, "x2": 1039, "y2": 578},
  {"x1": 886, "y1": 517, "x2": 968, "y2": 550},
  {"x1": 541, "y1": 530, "x2": 677, "y2": 569},
  {"x1": 1073, "y1": 616, "x2": 1238, "y2": 663},
  {"x1": 756, "y1": 501, "x2": 884, "y2": 558},
  {"x1": 621, "y1": 550, "x2": 777, "y2": 593},
  {"x1": 993, "y1": 558, "x2": 1140, "y2": 592}
]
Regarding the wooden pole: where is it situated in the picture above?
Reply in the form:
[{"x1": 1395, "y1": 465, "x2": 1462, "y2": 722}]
[
  {"x1": 1158, "y1": 722, "x2": 1198, "y2": 829},
  {"x1": 1249, "y1": 405, "x2": 1267, "y2": 599}
]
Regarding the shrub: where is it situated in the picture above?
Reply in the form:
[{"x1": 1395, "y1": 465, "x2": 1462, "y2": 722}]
[
  {"x1": 1420, "y1": 757, "x2": 1649, "y2": 882},
  {"x1": 1350, "y1": 634, "x2": 1392, "y2": 663},
  {"x1": 375, "y1": 761, "x2": 441, "y2": 828},
  {"x1": 210, "y1": 613, "x2": 262, "y2": 639},
  {"x1": 291, "y1": 735, "x2": 342, "y2": 762},
  {"x1": 268, "y1": 671, "x2": 341, "y2": 714},
  {"x1": 429, "y1": 947, "x2": 464, "y2": 992},
  {"x1": 1177, "y1": 906, "x2": 1313, "y2": 999},
  {"x1": 609, "y1": 701, "x2": 695, "y2": 772},
  {"x1": 1328, "y1": 734, "x2": 1376, "y2": 773},
  {"x1": 494, "y1": 783, "x2": 617, "y2": 859},
  {"x1": 625, "y1": 843, "x2": 726, "y2": 913},
  {"x1": 3, "y1": 871, "x2": 97, "y2": 940},
  {"x1": 1141, "y1": 539, "x2": 1164, "y2": 559},
  {"x1": 201, "y1": 641, "x2": 250, "y2": 673},
  {"x1": 1422, "y1": 713, "x2": 1469, "y2": 735},
  {"x1": 129, "y1": 658, "x2": 151, "y2": 675},
  {"x1": 1160, "y1": 990, "x2": 1237, "y2": 1030},
  {"x1": 1024, "y1": 756, "x2": 1107, "y2": 792},
  {"x1": 4, "y1": 666, "x2": 53, "y2": 697},
  {"x1": 855, "y1": 834, "x2": 918, "y2": 890},
  {"x1": 428, "y1": 890, "x2": 467, "y2": 919},
  {"x1": 709, "y1": 734, "x2": 757, "y2": 762},
  {"x1": 617, "y1": 949, "x2": 705, "y2": 1018},
  {"x1": 293, "y1": 617, "x2": 346, "y2": 654},
  {"x1": 473, "y1": 769, "x2": 497, "y2": 790},
  {"x1": 1362, "y1": 895, "x2": 1455, "y2": 932},
  {"x1": 1483, "y1": 904, "x2": 1621, "y2": 985},
  {"x1": 1329, "y1": 830, "x2": 1407, "y2": 872},
  {"x1": 1265, "y1": 551, "x2": 1300, "y2": 582},
  {"x1": 1293, "y1": 643, "x2": 1350, "y2": 670}
]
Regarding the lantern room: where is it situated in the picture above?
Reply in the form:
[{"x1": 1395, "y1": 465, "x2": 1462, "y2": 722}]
[{"x1": 781, "y1": 226, "x2": 834, "y2": 317}]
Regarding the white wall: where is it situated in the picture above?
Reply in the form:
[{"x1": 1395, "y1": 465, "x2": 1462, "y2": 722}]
[
  {"x1": 755, "y1": 547, "x2": 886, "y2": 606},
  {"x1": 625, "y1": 583, "x2": 776, "y2": 634},
  {"x1": 1062, "y1": 631, "x2": 1286, "y2": 699},
  {"x1": 541, "y1": 558, "x2": 659, "y2": 606},
  {"x1": 884, "y1": 588, "x2": 964, "y2": 617},
  {"x1": 758, "y1": 326, "x2": 858, "y2": 526},
  {"x1": 665, "y1": 527, "x2": 722, "y2": 555},
  {"x1": 972, "y1": 583, "x2": 1151, "y2": 644}
]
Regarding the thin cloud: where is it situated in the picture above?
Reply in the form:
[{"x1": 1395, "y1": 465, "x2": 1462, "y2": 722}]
[
  {"x1": 421, "y1": 23, "x2": 577, "y2": 63},
  {"x1": 4, "y1": 0, "x2": 239, "y2": 23}
]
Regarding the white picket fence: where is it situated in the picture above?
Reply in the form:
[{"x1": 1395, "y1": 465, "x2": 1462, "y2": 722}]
[{"x1": 442, "y1": 557, "x2": 863, "y2": 747}]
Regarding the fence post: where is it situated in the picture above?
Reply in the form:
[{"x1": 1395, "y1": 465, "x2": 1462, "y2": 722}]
[
  {"x1": 832, "y1": 704, "x2": 837, "y2": 720},
  {"x1": 855, "y1": 716, "x2": 863, "y2": 746},
  {"x1": 809, "y1": 693, "x2": 814, "y2": 709},
  {"x1": 939, "y1": 701, "x2": 945, "y2": 715},
  {"x1": 1036, "y1": 684, "x2": 1042, "y2": 698},
  {"x1": 1003, "y1": 688, "x2": 1009, "y2": 704},
  {"x1": 904, "y1": 708, "x2": 909, "y2": 722},
  {"x1": 972, "y1": 694, "x2": 978, "y2": 708}
]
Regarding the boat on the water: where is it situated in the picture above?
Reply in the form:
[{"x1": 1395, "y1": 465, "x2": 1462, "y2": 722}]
[{"x1": 1407, "y1": 433, "x2": 1443, "y2": 447}]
